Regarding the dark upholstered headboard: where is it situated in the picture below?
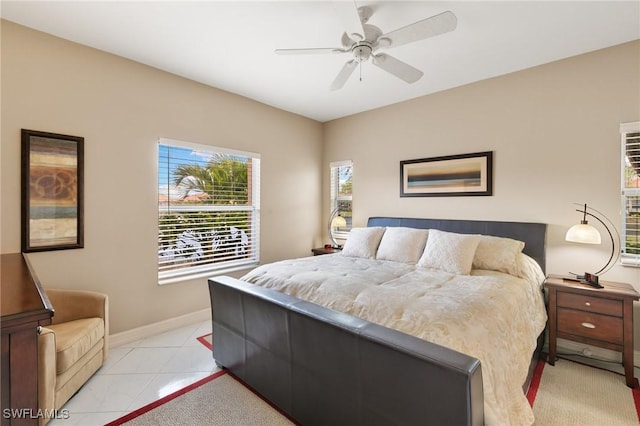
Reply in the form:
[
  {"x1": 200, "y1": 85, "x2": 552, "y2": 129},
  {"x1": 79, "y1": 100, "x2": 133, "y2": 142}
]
[{"x1": 367, "y1": 217, "x2": 547, "y2": 274}]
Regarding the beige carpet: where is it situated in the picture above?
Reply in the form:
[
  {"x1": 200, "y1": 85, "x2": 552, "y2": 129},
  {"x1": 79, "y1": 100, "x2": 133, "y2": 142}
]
[
  {"x1": 107, "y1": 335, "x2": 639, "y2": 425},
  {"x1": 110, "y1": 372, "x2": 294, "y2": 426},
  {"x1": 531, "y1": 358, "x2": 639, "y2": 425}
]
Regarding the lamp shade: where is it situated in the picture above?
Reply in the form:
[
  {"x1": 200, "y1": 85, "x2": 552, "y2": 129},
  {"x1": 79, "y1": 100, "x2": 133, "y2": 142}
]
[
  {"x1": 331, "y1": 215, "x2": 347, "y2": 228},
  {"x1": 565, "y1": 223, "x2": 601, "y2": 244}
]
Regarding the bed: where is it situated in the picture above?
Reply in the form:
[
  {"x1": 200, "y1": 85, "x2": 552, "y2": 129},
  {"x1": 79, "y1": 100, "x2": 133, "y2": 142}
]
[{"x1": 208, "y1": 217, "x2": 547, "y2": 425}]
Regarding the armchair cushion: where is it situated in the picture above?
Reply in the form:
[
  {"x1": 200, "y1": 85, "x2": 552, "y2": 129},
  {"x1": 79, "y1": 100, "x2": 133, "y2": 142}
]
[{"x1": 50, "y1": 318, "x2": 104, "y2": 374}]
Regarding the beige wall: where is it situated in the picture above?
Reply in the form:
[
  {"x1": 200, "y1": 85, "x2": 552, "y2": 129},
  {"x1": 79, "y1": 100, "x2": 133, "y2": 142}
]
[
  {"x1": 324, "y1": 40, "x2": 640, "y2": 352},
  {"x1": 1, "y1": 21, "x2": 324, "y2": 334}
]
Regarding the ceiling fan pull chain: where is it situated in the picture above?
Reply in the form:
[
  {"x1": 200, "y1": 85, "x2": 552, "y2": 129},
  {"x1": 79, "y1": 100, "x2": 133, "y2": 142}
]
[{"x1": 359, "y1": 61, "x2": 362, "y2": 82}]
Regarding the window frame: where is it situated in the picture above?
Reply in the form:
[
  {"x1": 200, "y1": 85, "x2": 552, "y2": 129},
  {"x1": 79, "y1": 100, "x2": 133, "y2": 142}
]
[
  {"x1": 621, "y1": 121, "x2": 640, "y2": 266},
  {"x1": 157, "y1": 138, "x2": 260, "y2": 284},
  {"x1": 330, "y1": 160, "x2": 353, "y2": 241}
]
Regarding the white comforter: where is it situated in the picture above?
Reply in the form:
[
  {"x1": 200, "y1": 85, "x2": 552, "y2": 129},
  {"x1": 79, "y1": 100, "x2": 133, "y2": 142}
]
[{"x1": 242, "y1": 253, "x2": 547, "y2": 426}]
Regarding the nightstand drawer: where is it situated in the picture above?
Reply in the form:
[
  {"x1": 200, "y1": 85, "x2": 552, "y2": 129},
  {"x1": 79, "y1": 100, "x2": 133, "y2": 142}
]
[
  {"x1": 557, "y1": 308, "x2": 623, "y2": 344},
  {"x1": 557, "y1": 291, "x2": 622, "y2": 317}
]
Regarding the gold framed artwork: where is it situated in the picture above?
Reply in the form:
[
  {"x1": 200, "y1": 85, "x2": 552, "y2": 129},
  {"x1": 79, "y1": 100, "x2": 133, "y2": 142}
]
[
  {"x1": 400, "y1": 151, "x2": 493, "y2": 197},
  {"x1": 21, "y1": 129, "x2": 84, "y2": 252}
]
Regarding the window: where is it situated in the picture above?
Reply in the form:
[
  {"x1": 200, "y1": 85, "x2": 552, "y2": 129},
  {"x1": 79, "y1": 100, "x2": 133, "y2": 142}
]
[
  {"x1": 621, "y1": 121, "x2": 640, "y2": 264},
  {"x1": 330, "y1": 160, "x2": 353, "y2": 240},
  {"x1": 158, "y1": 138, "x2": 260, "y2": 283}
]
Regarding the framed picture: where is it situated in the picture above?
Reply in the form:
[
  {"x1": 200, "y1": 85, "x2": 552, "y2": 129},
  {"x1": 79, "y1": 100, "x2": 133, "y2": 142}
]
[
  {"x1": 400, "y1": 151, "x2": 493, "y2": 197},
  {"x1": 21, "y1": 129, "x2": 84, "y2": 252}
]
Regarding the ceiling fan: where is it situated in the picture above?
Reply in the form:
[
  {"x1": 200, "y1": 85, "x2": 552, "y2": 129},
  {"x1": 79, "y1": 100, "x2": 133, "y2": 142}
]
[{"x1": 275, "y1": 1, "x2": 457, "y2": 90}]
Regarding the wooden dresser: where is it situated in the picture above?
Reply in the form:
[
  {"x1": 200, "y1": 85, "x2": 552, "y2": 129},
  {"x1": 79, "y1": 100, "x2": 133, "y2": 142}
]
[
  {"x1": 1, "y1": 253, "x2": 54, "y2": 425},
  {"x1": 545, "y1": 274, "x2": 639, "y2": 387}
]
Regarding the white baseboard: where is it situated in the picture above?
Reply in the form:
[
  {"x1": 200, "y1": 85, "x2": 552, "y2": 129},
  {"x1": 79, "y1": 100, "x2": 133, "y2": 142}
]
[
  {"x1": 555, "y1": 338, "x2": 640, "y2": 368},
  {"x1": 109, "y1": 308, "x2": 211, "y2": 348}
]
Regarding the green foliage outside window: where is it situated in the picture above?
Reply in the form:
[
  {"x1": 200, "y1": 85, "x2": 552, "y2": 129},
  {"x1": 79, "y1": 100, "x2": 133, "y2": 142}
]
[{"x1": 159, "y1": 150, "x2": 255, "y2": 272}]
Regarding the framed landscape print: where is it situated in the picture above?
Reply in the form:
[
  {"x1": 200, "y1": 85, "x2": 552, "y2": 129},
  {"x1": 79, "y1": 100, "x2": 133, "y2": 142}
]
[
  {"x1": 400, "y1": 151, "x2": 493, "y2": 197},
  {"x1": 21, "y1": 129, "x2": 84, "y2": 252}
]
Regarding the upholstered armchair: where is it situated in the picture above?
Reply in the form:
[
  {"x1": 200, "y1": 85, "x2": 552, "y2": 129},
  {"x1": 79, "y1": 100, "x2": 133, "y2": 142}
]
[{"x1": 38, "y1": 289, "x2": 108, "y2": 424}]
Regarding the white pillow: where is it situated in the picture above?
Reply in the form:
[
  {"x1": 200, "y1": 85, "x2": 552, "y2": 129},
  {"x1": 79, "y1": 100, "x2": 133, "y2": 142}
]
[
  {"x1": 417, "y1": 229, "x2": 481, "y2": 275},
  {"x1": 517, "y1": 253, "x2": 545, "y2": 286},
  {"x1": 341, "y1": 227, "x2": 386, "y2": 259},
  {"x1": 472, "y1": 235, "x2": 525, "y2": 276},
  {"x1": 376, "y1": 227, "x2": 429, "y2": 264}
]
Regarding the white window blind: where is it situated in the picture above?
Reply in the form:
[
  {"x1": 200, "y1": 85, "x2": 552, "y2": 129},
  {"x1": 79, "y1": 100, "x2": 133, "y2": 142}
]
[
  {"x1": 330, "y1": 160, "x2": 353, "y2": 240},
  {"x1": 621, "y1": 121, "x2": 640, "y2": 264},
  {"x1": 158, "y1": 138, "x2": 260, "y2": 283}
]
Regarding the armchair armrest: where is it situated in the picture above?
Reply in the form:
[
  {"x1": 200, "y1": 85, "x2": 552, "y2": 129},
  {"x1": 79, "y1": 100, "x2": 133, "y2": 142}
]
[{"x1": 38, "y1": 327, "x2": 56, "y2": 414}]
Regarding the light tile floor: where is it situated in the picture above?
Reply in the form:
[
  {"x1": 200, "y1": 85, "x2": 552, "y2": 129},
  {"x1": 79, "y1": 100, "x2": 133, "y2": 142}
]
[{"x1": 49, "y1": 320, "x2": 218, "y2": 426}]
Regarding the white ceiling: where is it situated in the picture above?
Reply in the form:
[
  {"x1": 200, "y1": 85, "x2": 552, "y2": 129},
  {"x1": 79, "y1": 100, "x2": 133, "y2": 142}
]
[{"x1": 2, "y1": 1, "x2": 639, "y2": 122}]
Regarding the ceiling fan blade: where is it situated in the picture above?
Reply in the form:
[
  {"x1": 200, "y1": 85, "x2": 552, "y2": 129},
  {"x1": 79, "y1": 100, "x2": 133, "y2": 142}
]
[
  {"x1": 332, "y1": 0, "x2": 365, "y2": 41},
  {"x1": 380, "y1": 11, "x2": 457, "y2": 49},
  {"x1": 372, "y1": 53, "x2": 423, "y2": 83},
  {"x1": 330, "y1": 60, "x2": 358, "y2": 91},
  {"x1": 275, "y1": 47, "x2": 346, "y2": 55}
]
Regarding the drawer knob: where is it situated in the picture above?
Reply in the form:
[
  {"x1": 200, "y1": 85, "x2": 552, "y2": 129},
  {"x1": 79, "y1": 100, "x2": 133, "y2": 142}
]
[
  {"x1": 585, "y1": 302, "x2": 591, "y2": 307},
  {"x1": 581, "y1": 322, "x2": 596, "y2": 329}
]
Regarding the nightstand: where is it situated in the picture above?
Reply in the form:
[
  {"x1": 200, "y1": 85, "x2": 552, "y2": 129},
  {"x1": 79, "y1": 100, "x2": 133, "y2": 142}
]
[
  {"x1": 545, "y1": 274, "x2": 639, "y2": 387},
  {"x1": 311, "y1": 247, "x2": 342, "y2": 256}
]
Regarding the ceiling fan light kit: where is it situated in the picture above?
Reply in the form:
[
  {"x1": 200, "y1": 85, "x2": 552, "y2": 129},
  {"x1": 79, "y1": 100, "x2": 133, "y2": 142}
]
[
  {"x1": 275, "y1": 2, "x2": 457, "y2": 90},
  {"x1": 353, "y1": 44, "x2": 372, "y2": 62}
]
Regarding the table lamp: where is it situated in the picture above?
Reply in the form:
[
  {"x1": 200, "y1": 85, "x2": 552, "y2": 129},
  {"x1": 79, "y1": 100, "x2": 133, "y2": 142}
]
[
  {"x1": 565, "y1": 203, "x2": 619, "y2": 288},
  {"x1": 328, "y1": 208, "x2": 347, "y2": 248}
]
